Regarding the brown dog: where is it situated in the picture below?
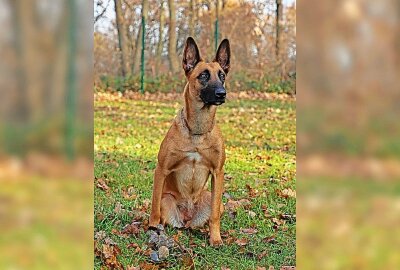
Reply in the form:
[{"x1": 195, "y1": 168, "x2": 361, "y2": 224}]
[{"x1": 149, "y1": 37, "x2": 230, "y2": 246}]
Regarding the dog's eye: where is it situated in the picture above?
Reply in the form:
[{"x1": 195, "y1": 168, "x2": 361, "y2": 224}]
[
  {"x1": 198, "y1": 71, "x2": 209, "y2": 81},
  {"x1": 219, "y1": 72, "x2": 225, "y2": 82}
]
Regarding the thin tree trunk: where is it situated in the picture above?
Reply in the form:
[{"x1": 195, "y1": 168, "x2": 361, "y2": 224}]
[
  {"x1": 276, "y1": 0, "x2": 283, "y2": 79},
  {"x1": 114, "y1": 0, "x2": 130, "y2": 77},
  {"x1": 188, "y1": 0, "x2": 195, "y2": 37},
  {"x1": 133, "y1": 0, "x2": 149, "y2": 74},
  {"x1": 167, "y1": 0, "x2": 179, "y2": 73},
  {"x1": 156, "y1": 0, "x2": 165, "y2": 75},
  {"x1": 9, "y1": 0, "x2": 42, "y2": 122},
  {"x1": 275, "y1": 0, "x2": 282, "y2": 60}
]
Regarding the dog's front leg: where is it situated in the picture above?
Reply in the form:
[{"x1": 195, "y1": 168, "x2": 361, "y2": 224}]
[
  {"x1": 209, "y1": 169, "x2": 224, "y2": 246},
  {"x1": 149, "y1": 165, "x2": 166, "y2": 227}
]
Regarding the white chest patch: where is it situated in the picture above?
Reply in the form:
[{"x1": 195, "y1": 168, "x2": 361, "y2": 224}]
[{"x1": 186, "y1": 152, "x2": 202, "y2": 162}]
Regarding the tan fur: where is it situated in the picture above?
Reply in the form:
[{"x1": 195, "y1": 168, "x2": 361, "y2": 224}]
[{"x1": 149, "y1": 60, "x2": 227, "y2": 246}]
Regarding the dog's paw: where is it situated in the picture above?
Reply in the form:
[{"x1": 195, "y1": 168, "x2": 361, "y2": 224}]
[
  {"x1": 209, "y1": 237, "x2": 223, "y2": 247},
  {"x1": 149, "y1": 216, "x2": 161, "y2": 228}
]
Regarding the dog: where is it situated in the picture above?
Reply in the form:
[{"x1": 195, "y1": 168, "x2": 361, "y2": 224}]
[{"x1": 149, "y1": 37, "x2": 230, "y2": 246}]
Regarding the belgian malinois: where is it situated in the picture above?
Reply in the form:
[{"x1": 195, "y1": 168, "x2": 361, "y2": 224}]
[{"x1": 149, "y1": 37, "x2": 230, "y2": 246}]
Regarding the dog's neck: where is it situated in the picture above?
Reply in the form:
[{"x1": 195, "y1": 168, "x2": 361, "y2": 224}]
[{"x1": 182, "y1": 84, "x2": 217, "y2": 135}]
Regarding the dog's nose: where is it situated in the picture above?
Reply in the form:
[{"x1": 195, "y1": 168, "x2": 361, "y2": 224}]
[{"x1": 215, "y1": 88, "x2": 226, "y2": 99}]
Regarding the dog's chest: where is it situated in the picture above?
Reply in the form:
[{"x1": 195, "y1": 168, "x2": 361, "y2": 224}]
[{"x1": 174, "y1": 151, "x2": 210, "y2": 199}]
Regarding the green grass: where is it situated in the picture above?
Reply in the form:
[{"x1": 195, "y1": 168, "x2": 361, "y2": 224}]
[{"x1": 94, "y1": 93, "x2": 296, "y2": 269}]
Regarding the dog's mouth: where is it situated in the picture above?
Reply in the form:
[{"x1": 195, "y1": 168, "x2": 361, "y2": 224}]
[
  {"x1": 200, "y1": 89, "x2": 226, "y2": 106},
  {"x1": 201, "y1": 98, "x2": 225, "y2": 106},
  {"x1": 213, "y1": 100, "x2": 225, "y2": 106}
]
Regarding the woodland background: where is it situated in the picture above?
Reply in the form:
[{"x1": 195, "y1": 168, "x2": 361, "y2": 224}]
[{"x1": 94, "y1": 0, "x2": 296, "y2": 94}]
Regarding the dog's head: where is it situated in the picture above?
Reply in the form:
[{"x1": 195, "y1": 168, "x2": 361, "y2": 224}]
[{"x1": 182, "y1": 37, "x2": 230, "y2": 106}]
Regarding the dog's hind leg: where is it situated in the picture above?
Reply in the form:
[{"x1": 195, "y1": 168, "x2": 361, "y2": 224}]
[
  {"x1": 160, "y1": 194, "x2": 184, "y2": 228},
  {"x1": 189, "y1": 191, "x2": 224, "y2": 229}
]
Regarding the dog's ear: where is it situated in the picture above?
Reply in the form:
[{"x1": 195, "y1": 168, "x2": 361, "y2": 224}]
[
  {"x1": 182, "y1": 37, "x2": 201, "y2": 75},
  {"x1": 214, "y1": 39, "x2": 230, "y2": 74}
]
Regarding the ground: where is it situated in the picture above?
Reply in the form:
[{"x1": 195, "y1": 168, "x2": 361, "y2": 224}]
[{"x1": 94, "y1": 92, "x2": 296, "y2": 269}]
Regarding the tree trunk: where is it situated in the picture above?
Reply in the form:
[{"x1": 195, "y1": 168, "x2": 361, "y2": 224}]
[
  {"x1": 167, "y1": 0, "x2": 179, "y2": 73},
  {"x1": 133, "y1": 0, "x2": 149, "y2": 74},
  {"x1": 156, "y1": 0, "x2": 165, "y2": 75},
  {"x1": 188, "y1": 0, "x2": 195, "y2": 37},
  {"x1": 114, "y1": 0, "x2": 130, "y2": 77},
  {"x1": 9, "y1": 0, "x2": 42, "y2": 122},
  {"x1": 275, "y1": 0, "x2": 282, "y2": 60}
]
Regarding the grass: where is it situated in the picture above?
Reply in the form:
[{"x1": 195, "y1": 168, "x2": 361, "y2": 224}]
[{"x1": 94, "y1": 93, "x2": 296, "y2": 269}]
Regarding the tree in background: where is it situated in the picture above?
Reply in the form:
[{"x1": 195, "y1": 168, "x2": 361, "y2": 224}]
[
  {"x1": 133, "y1": 0, "x2": 149, "y2": 74},
  {"x1": 114, "y1": 0, "x2": 130, "y2": 77},
  {"x1": 167, "y1": 0, "x2": 180, "y2": 73},
  {"x1": 276, "y1": 0, "x2": 282, "y2": 59},
  {"x1": 156, "y1": 0, "x2": 165, "y2": 75}
]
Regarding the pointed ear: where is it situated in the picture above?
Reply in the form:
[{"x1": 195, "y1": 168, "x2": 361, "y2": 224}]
[
  {"x1": 214, "y1": 39, "x2": 230, "y2": 74},
  {"x1": 182, "y1": 37, "x2": 201, "y2": 74}
]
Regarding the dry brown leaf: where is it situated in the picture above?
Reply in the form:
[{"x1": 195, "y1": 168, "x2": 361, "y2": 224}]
[
  {"x1": 114, "y1": 201, "x2": 123, "y2": 214},
  {"x1": 235, "y1": 238, "x2": 249, "y2": 246},
  {"x1": 225, "y1": 199, "x2": 251, "y2": 211},
  {"x1": 246, "y1": 184, "x2": 258, "y2": 197},
  {"x1": 121, "y1": 222, "x2": 140, "y2": 235},
  {"x1": 257, "y1": 250, "x2": 268, "y2": 260},
  {"x1": 96, "y1": 178, "x2": 109, "y2": 191},
  {"x1": 181, "y1": 254, "x2": 194, "y2": 269},
  {"x1": 279, "y1": 188, "x2": 296, "y2": 198},
  {"x1": 122, "y1": 186, "x2": 137, "y2": 200},
  {"x1": 263, "y1": 235, "x2": 278, "y2": 244},
  {"x1": 127, "y1": 265, "x2": 140, "y2": 270},
  {"x1": 272, "y1": 218, "x2": 284, "y2": 226},
  {"x1": 139, "y1": 261, "x2": 159, "y2": 270},
  {"x1": 241, "y1": 228, "x2": 258, "y2": 235},
  {"x1": 101, "y1": 243, "x2": 123, "y2": 270}
]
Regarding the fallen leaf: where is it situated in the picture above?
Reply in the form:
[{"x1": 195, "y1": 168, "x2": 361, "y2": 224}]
[
  {"x1": 263, "y1": 236, "x2": 278, "y2": 244},
  {"x1": 114, "y1": 201, "x2": 123, "y2": 214},
  {"x1": 278, "y1": 188, "x2": 296, "y2": 198},
  {"x1": 241, "y1": 228, "x2": 258, "y2": 235},
  {"x1": 104, "y1": 237, "x2": 117, "y2": 245},
  {"x1": 96, "y1": 213, "x2": 105, "y2": 221},
  {"x1": 95, "y1": 231, "x2": 106, "y2": 240},
  {"x1": 257, "y1": 267, "x2": 266, "y2": 270},
  {"x1": 127, "y1": 265, "x2": 140, "y2": 270},
  {"x1": 96, "y1": 178, "x2": 109, "y2": 191},
  {"x1": 122, "y1": 186, "x2": 137, "y2": 200},
  {"x1": 181, "y1": 254, "x2": 194, "y2": 269},
  {"x1": 101, "y1": 243, "x2": 123, "y2": 270},
  {"x1": 121, "y1": 222, "x2": 140, "y2": 235},
  {"x1": 258, "y1": 250, "x2": 268, "y2": 260},
  {"x1": 225, "y1": 199, "x2": 251, "y2": 211},
  {"x1": 272, "y1": 217, "x2": 284, "y2": 226},
  {"x1": 248, "y1": 210, "x2": 256, "y2": 218},
  {"x1": 280, "y1": 267, "x2": 295, "y2": 270},
  {"x1": 139, "y1": 261, "x2": 159, "y2": 270},
  {"x1": 235, "y1": 238, "x2": 248, "y2": 246},
  {"x1": 246, "y1": 184, "x2": 258, "y2": 197},
  {"x1": 280, "y1": 214, "x2": 296, "y2": 222},
  {"x1": 126, "y1": 242, "x2": 139, "y2": 249}
]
